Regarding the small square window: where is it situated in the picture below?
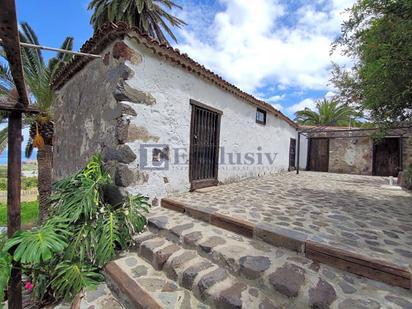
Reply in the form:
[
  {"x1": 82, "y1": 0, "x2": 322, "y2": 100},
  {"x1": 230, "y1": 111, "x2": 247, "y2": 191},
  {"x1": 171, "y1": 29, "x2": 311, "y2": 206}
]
[{"x1": 256, "y1": 108, "x2": 267, "y2": 125}]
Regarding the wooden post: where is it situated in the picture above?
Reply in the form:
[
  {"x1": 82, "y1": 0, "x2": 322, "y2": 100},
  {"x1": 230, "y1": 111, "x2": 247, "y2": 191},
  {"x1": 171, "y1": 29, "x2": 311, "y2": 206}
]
[
  {"x1": 7, "y1": 110, "x2": 23, "y2": 309},
  {"x1": 296, "y1": 132, "x2": 300, "y2": 175}
]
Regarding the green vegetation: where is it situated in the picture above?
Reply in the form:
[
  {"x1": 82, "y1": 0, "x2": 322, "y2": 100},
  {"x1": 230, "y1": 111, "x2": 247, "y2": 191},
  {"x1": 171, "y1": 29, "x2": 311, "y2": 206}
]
[
  {"x1": 294, "y1": 99, "x2": 360, "y2": 126},
  {"x1": 332, "y1": 0, "x2": 412, "y2": 124},
  {"x1": 0, "y1": 177, "x2": 38, "y2": 191},
  {"x1": 88, "y1": 0, "x2": 186, "y2": 44},
  {"x1": 0, "y1": 154, "x2": 149, "y2": 306},
  {"x1": 0, "y1": 201, "x2": 39, "y2": 227}
]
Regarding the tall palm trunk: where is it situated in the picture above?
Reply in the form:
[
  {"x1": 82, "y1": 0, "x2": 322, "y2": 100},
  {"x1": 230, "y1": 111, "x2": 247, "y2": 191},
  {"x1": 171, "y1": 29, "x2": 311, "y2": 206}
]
[{"x1": 37, "y1": 145, "x2": 52, "y2": 223}]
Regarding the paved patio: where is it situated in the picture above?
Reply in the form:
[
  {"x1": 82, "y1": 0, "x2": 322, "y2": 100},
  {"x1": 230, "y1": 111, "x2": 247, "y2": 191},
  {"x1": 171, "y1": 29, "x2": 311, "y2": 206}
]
[{"x1": 168, "y1": 171, "x2": 412, "y2": 270}]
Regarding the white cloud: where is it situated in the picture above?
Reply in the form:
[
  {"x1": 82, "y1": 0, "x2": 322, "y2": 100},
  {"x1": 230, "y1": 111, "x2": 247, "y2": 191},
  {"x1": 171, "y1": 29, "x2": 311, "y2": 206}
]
[
  {"x1": 175, "y1": 0, "x2": 356, "y2": 94},
  {"x1": 266, "y1": 94, "x2": 285, "y2": 103},
  {"x1": 288, "y1": 98, "x2": 317, "y2": 114}
]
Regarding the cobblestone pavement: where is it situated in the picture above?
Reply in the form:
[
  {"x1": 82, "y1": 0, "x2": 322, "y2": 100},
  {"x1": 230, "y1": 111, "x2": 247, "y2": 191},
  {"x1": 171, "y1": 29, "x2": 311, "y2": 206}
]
[
  {"x1": 147, "y1": 207, "x2": 412, "y2": 309},
  {"x1": 169, "y1": 171, "x2": 412, "y2": 269}
]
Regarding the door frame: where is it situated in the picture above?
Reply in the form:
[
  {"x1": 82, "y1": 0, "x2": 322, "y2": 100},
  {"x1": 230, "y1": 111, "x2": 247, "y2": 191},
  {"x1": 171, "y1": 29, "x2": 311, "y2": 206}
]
[
  {"x1": 307, "y1": 137, "x2": 329, "y2": 172},
  {"x1": 372, "y1": 137, "x2": 401, "y2": 176},
  {"x1": 289, "y1": 138, "x2": 296, "y2": 171},
  {"x1": 189, "y1": 99, "x2": 222, "y2": 190}
]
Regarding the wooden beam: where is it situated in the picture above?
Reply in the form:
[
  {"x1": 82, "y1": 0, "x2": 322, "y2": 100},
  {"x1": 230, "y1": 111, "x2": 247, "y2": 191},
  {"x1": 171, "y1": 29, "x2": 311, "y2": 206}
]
[
  {"x1": 7, "y1": 111, "x2": 23, "y2": 309},
  {"x1": 0, "y1": 103, "x2": 40, "y2": 114},
  {"x1": 0, "y1": 0, "x2": 30, "y2": 107}
]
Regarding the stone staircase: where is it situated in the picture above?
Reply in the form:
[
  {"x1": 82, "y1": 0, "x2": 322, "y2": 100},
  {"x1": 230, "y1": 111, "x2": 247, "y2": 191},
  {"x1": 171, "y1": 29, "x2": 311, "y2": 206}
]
[{"x1": 103, "y1": 207, "x2": 412, "y2": 309}]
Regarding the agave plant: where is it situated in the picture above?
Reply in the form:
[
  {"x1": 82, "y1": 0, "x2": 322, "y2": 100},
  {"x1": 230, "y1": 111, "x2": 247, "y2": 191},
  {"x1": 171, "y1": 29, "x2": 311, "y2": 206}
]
[{"x1": 0, "y1": 154, "x2": 150, "y2": 306}]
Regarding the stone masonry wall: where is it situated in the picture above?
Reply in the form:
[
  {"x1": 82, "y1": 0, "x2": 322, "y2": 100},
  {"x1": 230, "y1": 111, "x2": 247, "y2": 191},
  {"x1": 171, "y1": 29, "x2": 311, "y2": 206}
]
[
  {"x1": 402, "y1": 128, "x2": 412, "y2": 171},
  {"x1": 53, "y1": 41, "x2": 148, "y2": 201},
  {"x1": 328, "y1": 137, "x2": 373, "y2": 175}
]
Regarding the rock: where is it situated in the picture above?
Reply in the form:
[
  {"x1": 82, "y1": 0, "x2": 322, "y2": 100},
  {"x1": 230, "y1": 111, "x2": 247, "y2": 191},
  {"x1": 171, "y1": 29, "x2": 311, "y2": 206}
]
[
  {"x1": 113, "y1": 80, "x2": 155, "y2": 105},
  {"x1": 338, "y1": 299, "x2": 381, "y2": 309},
  {"x1": 131, "y1": 265, "x2": 148, "y2": 278},
  {"x1": 114, "y1": 164, "x2": 135, "y2": 187},
  {"x1": 103, "y1": 184, "x2": 128, "y2": 206},
  {"x1": 309, "y1": 279, "x2": 337, "y2": 308},
  {"x1": 199, "y1": 236, "x2": 226, "y2": 253},
  {"x1": 239, "y1": 256, "x2": 271, "y2": 279},
  {"x1": 164, "y1": 250, "x2": 197, "y2": 280},
  {"x1": 268, "y1": 263, "x2": 305, "y2": 298},
  {"x1": 116, "y1": 117, "x2": 130, "y2": 144},
  {"x1": 133, "y1": 232, "x2": 157, "y2": 246},
  {"x1": 197, "y1": 268, "x2": 229, "y2": 300},
  {"x1": 385, "y1": 295, "x2": 412, "y2": 309},
  {"x1": 170, "y1": 223, "x2": 194, "y2": 237},
  {"x1": 125, "y1": 257, "x2": 138, "y2": 267},
  {"x1": 259, "y1": 298, "x2": 280, "y2": 309},
  {"x1": 119, "y1": 103, "x2": 137, "y2": 116},
  {"x1": 148, "y1": 216, "x2": 169, "y2": 230},
  {"x1": 102, "y1": 145, "x2": 136, "y2": 164},
  {"x1": 181, "y1": 260, "x2": 214, "y2": 289},
  {"x1": 216, "y1": 282, "x2": 247, "y2": 309},
  {"x1": 183, "y1": 231, "x2": 203, "y2": 246},
  {"x1": 153, "y1": 244, "x2": 180, "y2": 270},
  {"x1": 140, "y1": 239, "x2": 165, "y2": 263}
]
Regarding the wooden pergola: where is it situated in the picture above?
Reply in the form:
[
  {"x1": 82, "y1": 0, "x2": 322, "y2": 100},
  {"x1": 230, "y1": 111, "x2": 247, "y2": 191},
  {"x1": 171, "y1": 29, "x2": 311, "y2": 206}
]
[{"x1": 1, "y1": 0, "x2": 39, "y2": 308}]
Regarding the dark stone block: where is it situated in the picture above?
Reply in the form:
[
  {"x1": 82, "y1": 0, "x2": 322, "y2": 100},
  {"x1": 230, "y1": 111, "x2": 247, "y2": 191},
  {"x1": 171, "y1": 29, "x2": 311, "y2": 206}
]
[
  {"x1": 239, "y1": 256, "x2": 271, "y2": 279},
  {"x1": 268, "y1": 263, "x2": 305, "y2": 298},
  {"x1": 197, "y1": 268, "x2": 228, "y2": 300},
  {"x1": 115, "y1": 164, "x2": 135, "y2": 187},
  {"x1": 153, "y1": 244, "x2": 180, "y2": 270},
  {"x1": 309, "y1": 279, "x2": 337, "y2": 308},
  {"x1": 103, "y1": 184, "x2": 128, "y2": 206},
  {"x1": 102, "y1": 145, "x2": 137, "y2": 164},
  {"x1": 216, "y1": 282, "x2": 247, "y2": 309},
  {"x1": 181, "y1": 260, "x2": 214, "y2": 290},
  {"x1": 199, "y1": 236, "x2": 226, "y2": 253}
]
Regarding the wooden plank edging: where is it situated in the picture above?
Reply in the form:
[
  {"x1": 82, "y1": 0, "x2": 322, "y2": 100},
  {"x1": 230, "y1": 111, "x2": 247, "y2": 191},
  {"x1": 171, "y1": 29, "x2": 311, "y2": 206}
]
[
  {"x1": 105, "y1": 261, "x2": 163, "y2": 309},
  {"x1": 160, "y1": 198, "x2": 412, "y2": 289}
]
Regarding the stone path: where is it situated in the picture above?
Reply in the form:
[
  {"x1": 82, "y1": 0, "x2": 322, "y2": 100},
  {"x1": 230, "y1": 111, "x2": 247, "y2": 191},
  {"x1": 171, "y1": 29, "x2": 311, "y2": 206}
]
[
  {"x1": 53, "y1": 283, "x2": 123, "y2": 309},
  {"x1": 168, "y1": 171, "x2": 412, "y2": 269},
  {"x1": 144, "y1": 207, "x2": 412, "y2": 308}
]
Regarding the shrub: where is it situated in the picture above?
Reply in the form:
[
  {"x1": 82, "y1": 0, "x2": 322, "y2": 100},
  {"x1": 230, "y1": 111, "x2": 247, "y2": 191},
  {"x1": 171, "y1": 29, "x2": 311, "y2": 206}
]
[
  {"x1": 0, "y1": 177, "x2": 38, "y2": 191},
  {"x1": 0, "y1": 154, "x2": 150, "y2": 307}
]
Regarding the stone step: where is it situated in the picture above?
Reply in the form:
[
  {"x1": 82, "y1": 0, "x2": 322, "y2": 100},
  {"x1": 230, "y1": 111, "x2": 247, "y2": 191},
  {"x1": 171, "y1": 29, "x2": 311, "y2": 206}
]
[
  {"x1": 160, "y1": 198, "x2": 412, "y2": 289},
  {"x1": 104, "y1": 252, "x2": 207, "y2": 309},
  {"x1": 134, "y1": 232, "x2": 272, "y2": 308},
  {"x1": 144, "y1": 206, "x2": 412, "y2": 309},
  {"x1": 53, "y1": 283, "x2": 124, "y2": 309}
]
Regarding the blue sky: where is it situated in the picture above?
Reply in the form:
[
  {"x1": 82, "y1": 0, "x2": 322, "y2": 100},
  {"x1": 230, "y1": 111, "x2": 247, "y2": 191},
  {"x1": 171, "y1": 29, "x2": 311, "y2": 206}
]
[{"x1": 2, "y1": 0, "x2": 355, "y2": 163}]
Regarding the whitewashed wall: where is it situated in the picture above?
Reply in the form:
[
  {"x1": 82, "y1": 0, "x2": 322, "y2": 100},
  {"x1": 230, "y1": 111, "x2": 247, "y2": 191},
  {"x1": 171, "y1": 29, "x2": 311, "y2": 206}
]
[{"x1": 121, "y1": 38, "x2": 298, "y2": 199}]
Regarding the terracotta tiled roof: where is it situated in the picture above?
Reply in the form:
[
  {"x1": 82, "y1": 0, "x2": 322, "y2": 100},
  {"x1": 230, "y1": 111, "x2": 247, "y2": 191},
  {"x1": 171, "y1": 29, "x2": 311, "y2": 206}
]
[{"x1": 52, "y1": 22, "x2": 297, "y2": 128}]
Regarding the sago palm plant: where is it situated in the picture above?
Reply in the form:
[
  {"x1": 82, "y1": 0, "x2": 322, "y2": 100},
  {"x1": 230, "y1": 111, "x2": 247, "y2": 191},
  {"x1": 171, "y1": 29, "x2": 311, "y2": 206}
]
[
  {"x1": 88, "y1": 0, "x2": 186, "y2": 43},
  {"x1": 0, "y1": 22, "x2": 74, "y2": 223},
  {"x1": 0, "y1": 154, "x2": 150, "y2": 306},
  {"x1": 294, "y1": 99, "x2": 359, "y2": 127}
]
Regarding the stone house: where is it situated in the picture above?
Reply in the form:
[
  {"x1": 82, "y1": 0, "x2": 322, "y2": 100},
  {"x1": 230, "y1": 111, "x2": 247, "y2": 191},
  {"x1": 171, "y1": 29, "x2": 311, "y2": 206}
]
[
  {"x1": 298, "y1": 125, "x2": 412, "y2": 176},
  {"x1": 51, "y1": 23, "x2": 298, "y2": 203}
]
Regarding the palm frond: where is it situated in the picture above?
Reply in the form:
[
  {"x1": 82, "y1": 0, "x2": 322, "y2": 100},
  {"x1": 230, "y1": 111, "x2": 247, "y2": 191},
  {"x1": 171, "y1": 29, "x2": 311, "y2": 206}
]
[{"x1": 0, "y1": 127, "x2": 8, "y2": 155}]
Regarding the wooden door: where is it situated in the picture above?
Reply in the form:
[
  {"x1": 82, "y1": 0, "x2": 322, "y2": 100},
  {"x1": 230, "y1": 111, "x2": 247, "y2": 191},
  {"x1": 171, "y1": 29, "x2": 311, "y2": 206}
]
[
  {"x1": 189, "y1": 100, "x2": 221, "y2": 190},
  {"x1": 289, "y1": 138, "x2": 296, "y2": 170},
  {"x1": 308, "y1": 138, "x2": 329, "y2": 172},
  {"x1": 373, "y1": 138, "x2": 400, "y2": 176}
]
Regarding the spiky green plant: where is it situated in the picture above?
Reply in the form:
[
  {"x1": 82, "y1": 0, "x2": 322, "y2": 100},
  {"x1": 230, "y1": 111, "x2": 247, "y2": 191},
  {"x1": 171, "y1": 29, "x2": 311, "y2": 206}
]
[
  {"x1": 88, "y1": 0, "x2": 186, "y2": 44},
  {"x1": 0, "y1": 154, "x2": 150, "y2": 306}
]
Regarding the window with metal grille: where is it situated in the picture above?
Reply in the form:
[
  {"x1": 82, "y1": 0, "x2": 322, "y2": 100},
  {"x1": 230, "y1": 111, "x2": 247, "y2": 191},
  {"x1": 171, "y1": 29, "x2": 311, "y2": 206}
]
[{"x1": 256, "y1": 108, "x2": 267, "y2": 125}]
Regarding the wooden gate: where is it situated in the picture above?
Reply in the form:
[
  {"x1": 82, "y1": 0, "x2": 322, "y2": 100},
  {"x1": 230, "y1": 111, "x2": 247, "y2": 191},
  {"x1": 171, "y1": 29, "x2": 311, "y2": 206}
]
[
  {"x1": 289, "y1": 138, "x2": 296, "y2": 170},
  {"x1": 189, "y1": 100, "x2": 221, "y2": 190},
  {"x1": 373, "y1": 138, "x2": 400, "y2": 176},
  {"x1": 308, "y1": 138, "x2": 329, "y2": 172}
]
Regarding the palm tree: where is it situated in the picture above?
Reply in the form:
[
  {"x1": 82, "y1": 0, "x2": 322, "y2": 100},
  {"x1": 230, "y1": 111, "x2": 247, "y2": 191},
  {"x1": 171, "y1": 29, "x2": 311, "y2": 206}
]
[
  {"x1": 88, "y1": 0, "x2": 186, "y2": 44},
  {"x1": 294, "y1": 99, "x2": 359, "y2": 127},
  {"x1": 0, "y1": 22, "x2": 74, "y2": 223}
]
